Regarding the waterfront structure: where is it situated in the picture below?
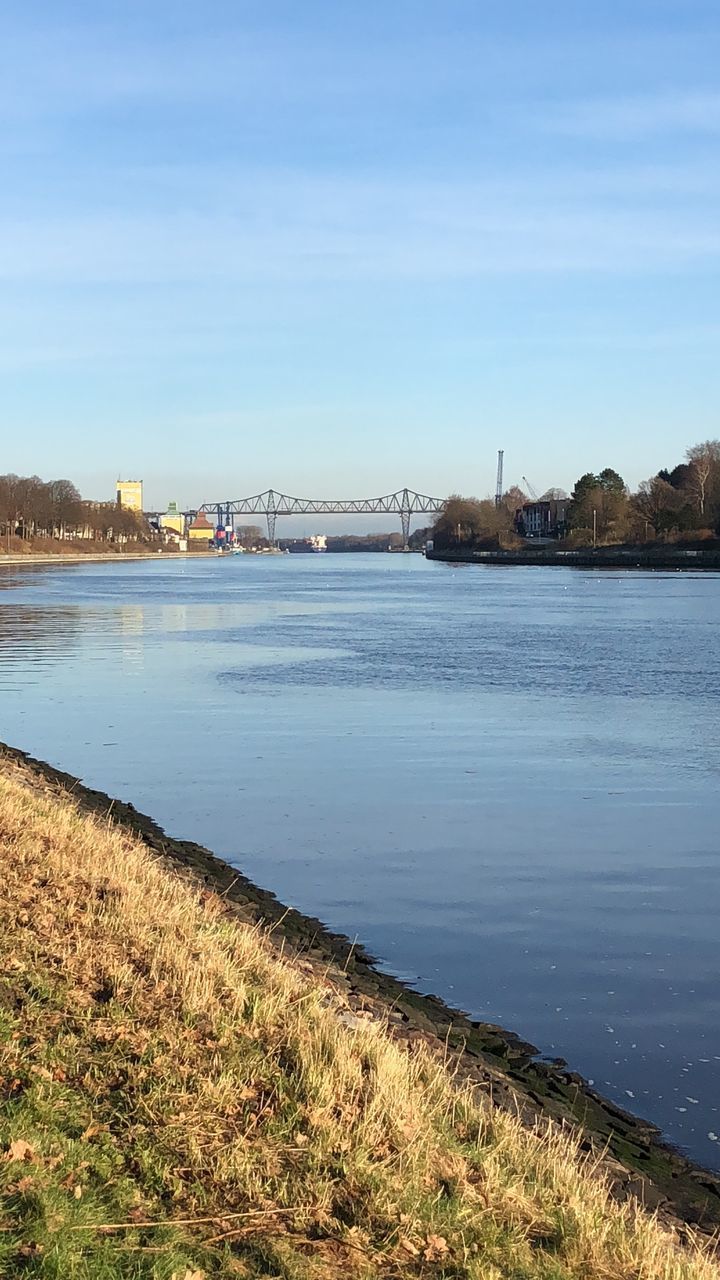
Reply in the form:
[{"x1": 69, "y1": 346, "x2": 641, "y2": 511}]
[
  {"x1": 161, "y1": 501, "x2": 185, "y2": 537},
  {"x1": 187, "y1": 512, "x2": 214, "y2": 544},
  {"x1": 116, "y1": 479, "x2": 144, "y2": 512},
  {"x1": 200, "y1": 487, "x2": 443, "y2": 546},
  {"x1": 517, "y1": 497, "x2": 570, "y2": 539}
]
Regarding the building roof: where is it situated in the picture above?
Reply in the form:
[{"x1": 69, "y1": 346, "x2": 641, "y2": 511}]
[{"x1": 188, "y1": 512, "x2": 213, "y2": 531}]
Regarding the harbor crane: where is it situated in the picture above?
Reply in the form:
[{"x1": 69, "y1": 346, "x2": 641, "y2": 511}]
[{"x1": 495, "y1": 450, "x2": 504, "y2": 508}]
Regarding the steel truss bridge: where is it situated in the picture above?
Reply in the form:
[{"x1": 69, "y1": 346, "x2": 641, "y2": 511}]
[{"x1": 200, "y1": 487, "x2": 444, "y2": 545}]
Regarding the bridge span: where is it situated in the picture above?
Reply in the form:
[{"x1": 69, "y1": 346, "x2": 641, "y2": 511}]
[{"x1": 199, "y1": 488, "x2": 444, "y2": 545}]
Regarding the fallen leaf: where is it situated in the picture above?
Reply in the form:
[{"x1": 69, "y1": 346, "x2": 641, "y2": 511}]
[
  {"x1": 398, "y1": 1236, "x2": 420, "y2": 1257},
  {"x1": 16, "y1": 1176, "x2": 35, "y2": 1193},
  {"x1": 30, "y1": 1065, "x2": 54, "y2": 1081},
  {"x1": 345, "y1": 1225, "x2": 370, "y2": 1247},
  {"x1": 61, "y1": 1161, "x2": 90, "y2": 1190},
  {"x1": 423, "y1": 1234, "x2": 449, "y2": 1262},
  {"x1": 73, "y1": 1185, "x2": 83, "y2": 1199},
  {"x1": 17, "y1": 1243, "x2": 44, "y2": 1259},
  {"x1": 81, "y1": 1123, "x2": 106, "y2": 1140},
  {"x1": 5, "y1": 1140, "x2": 35, "y2": 1164}
]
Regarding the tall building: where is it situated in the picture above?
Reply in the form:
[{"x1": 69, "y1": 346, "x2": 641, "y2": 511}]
[
  {"x1": 161, "y1": 501, "x2": 185, "y2": 536},
  {"x1": 116, "y1": 479, "x2": 144, "y2": 512}
]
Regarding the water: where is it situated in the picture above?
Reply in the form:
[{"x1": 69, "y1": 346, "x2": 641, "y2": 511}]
[{"x1": 1, "y1": 553, "x2": 719, "y2": 1168}]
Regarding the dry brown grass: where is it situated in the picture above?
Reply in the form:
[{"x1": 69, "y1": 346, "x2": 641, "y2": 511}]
[{"x1": 0, "y1": 766, "x2": 718, "y2": 1278}]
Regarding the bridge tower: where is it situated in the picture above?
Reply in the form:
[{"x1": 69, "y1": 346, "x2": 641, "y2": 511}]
[
  {"x1": 266, "y1": 489, "x2": 277, "y2": 545},
  {"x1": 400, "y1": 488, "x2": 412, "y2": 550}
]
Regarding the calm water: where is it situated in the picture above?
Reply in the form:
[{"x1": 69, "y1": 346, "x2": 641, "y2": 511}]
[{"x1": 1, "y1": 554, "x2": 719, "y2": 1168}]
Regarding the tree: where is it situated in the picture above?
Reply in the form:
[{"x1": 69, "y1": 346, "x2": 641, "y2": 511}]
[
  {"x1": 432, "y1": 495, "x2": 515, "y2": 548},
  {"x1": 236, "y1": 524, "x2": 264, "y2": 549},
  {"x1": 568, "y1": 470, "x2": 629, "y2": 543},
  {"x1": 48, "y1": 479, "x2": 82, "y2": 537},
  {"x1": 686, "y1": 441, "x2": 720, "y2": 520},
  {"x1": 631, "y1": 477, "x2": 682, "y2": 538},
  {"x1": 569, "y1": 473, "x2": 599, "y2": 508},
  {"x1": 14, "y1": 475, "x2": 47, "y2": 538},
  {"x1": 658, "y1": 463, "x2": 693, "y2": 491},
  {"x1": 83, "y1": 501, "x2": 116, "y2": 542},
  {"x1": 597, "y1": 468, "x2": 626, "y2": 495},
  {"x1": 0, "y1": 475, "x2": 19, "y2": 539},
  {"x1": 501, "y1": 485, "x2": 528, "y2": 516}
]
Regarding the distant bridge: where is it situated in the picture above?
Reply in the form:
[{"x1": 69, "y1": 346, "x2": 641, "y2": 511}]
[{"x1": 199, "y1": 488, "x2": 445, "y2": 545}]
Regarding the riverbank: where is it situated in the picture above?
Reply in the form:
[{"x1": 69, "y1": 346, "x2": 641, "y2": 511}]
[
  {"x1": 0, "y1": 551, "x2": 216, "y2": 566},
  {"x1": 1, "y1": 747, "x2": 720, "y2": 1278},
  {"x1": 427, "y1": 546, "x2": 720, "y2": 570}
]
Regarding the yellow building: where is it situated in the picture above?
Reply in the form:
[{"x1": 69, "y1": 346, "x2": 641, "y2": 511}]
[
  {"x1": 116, "y1": 479, "x2": 144, "y2": 512},
  {"x1": 161, "y1": 501, "x2": 185, "y2": 536},
  {"x1": 187, "y1": 512, "x2": 213, "y2": 544}
]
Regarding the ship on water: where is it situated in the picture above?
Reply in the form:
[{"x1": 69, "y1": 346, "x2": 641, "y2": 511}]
[{"x1": 286, "y1": 535, "x2": 327, "y2": 553}]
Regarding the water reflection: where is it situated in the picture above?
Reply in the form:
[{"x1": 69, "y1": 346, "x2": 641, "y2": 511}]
[{"x1": 0, "y1": 604, "x2": 86, "y2": 686}]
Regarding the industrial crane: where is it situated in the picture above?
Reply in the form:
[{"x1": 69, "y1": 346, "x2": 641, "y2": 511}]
[
  {"x1": 522, "y1": 475, "x2": 540, "y2": 502},
  {"x1": 495, "y1": 450, "x2": 504, "y2": 507}
]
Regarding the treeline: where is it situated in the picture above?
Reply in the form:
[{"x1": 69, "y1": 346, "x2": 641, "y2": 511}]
[
  {"x1": 0, "y1": 474, "x2": 151, "y2": 545},
  {"x1": 326, "y1": 533, "x2": 405, "y2": 552},
  {"x1": 431, "y1": 489, "x2": 526, "y2": 550},
  {"x1": 432, "y1": 440, "x2": 720, "y2": 550}
]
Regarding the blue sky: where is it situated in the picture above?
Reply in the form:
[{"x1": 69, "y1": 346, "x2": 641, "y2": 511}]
[{"x1": 1, "y1": 1, "x2": 719, "y2": 518}]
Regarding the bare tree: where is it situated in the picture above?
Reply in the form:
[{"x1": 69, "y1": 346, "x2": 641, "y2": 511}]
[
  {"x1": 432, "y1": 494, "x2": 515, "y2": 548},
  {"x1": 502, "y1": 484, "x2": 528, "y2": 514},
  {"x1": 686, "y1": 441, "x2": 720, "y2": 518},
  {"x1": 48, "y1": 480, "x2": 82, "y2": 538},
  {"x1": 631, "y1": 477, "x2": 681, "y2": 538}
]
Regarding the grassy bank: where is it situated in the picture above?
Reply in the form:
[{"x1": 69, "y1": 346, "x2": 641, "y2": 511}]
[{"x1": 1, "y1": 765, "x2": 718, "y2": 1278}]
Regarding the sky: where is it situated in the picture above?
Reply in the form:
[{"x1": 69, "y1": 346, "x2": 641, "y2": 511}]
[{"x1": 1, "y1": 0, "x2": 719, "y2": 522}]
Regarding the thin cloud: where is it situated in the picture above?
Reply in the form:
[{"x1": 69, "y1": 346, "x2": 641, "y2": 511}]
[
  {"x1": 0, "y1": 176, "x2": 718, "y2": 285},
  {"x1": 534, "y1": 90, "x2": 720, "y2": 138}
]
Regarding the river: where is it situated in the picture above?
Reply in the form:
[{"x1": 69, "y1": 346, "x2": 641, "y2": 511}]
[{"x1": 1, "y1": 553, "x2": 719, "y2": 1168}]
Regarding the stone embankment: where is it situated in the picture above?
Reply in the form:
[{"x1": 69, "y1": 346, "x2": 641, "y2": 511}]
[
  {"x1": 0, "y1": 550, "x2": 213, "y2": 566},
  {"x1": 2, "y1": 739, "x2": 720, "y2": 1239},
  {"x1": 427, "y1": 546, "x2": 720, "y2": 569}
]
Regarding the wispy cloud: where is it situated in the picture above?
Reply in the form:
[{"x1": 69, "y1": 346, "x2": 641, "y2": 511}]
[
  {"x1": 0, "y1": 172, "x2": 718, "y2": 286},
  {"x1": 534, "y1": 91, "x2": 720, "y2": 138}
]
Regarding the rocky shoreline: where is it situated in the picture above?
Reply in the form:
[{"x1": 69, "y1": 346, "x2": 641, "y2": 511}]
[{"x1": 3, "y1": 739, "x2": 720, "y2": 1237}]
